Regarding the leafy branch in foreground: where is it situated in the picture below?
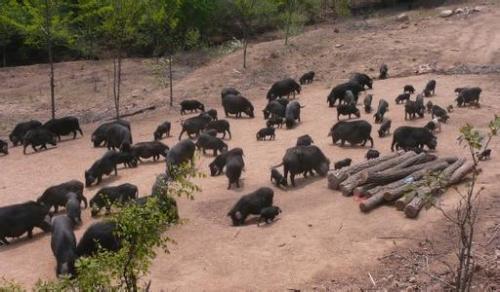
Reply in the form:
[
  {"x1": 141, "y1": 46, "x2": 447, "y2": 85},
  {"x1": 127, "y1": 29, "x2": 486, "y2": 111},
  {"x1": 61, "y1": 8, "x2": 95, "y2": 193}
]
[
  {"x1": 421, "y1": 115, "x2": 499, "y2": 291},
  {"x1": 34, "y1": 161, "x2": 201, "y2": 291}
]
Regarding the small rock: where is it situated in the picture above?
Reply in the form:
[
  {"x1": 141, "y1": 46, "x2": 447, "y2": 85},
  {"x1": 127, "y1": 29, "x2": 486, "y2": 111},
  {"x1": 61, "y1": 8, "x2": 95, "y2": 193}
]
[
  {"x1": 270, "y1": 52, "x2": 279, "y2": 59},
  {"x1": 308, "y1": 224, "x2": 313, "y2": 227},
  {"x1": 408, "y1": 276, "x2": 416, "y2": 283},
  {"x1": 455, "y1": 8, "x2": 464, "y2": 14},
  {"x1": 397, "y1": 13, "x2": 409, "y2": 22},
  {"x1": 400, "y1": 24, "x2": 409, "y2": 29},
  {"x1": 473, "y1": 6, "x2": 482, "y2": 12},
  {"x1": 440, "y1": 10, "x2": 454, "y2": 18},
  {"x1": 333, "y1": 28, "x2": 339, "y2": 33},
  {"x1": 335, "y1": 44, "x2": 343, "y2": 48},
  {"x1": 278, "y1": 243, "x2": 286, "y2": 247}
]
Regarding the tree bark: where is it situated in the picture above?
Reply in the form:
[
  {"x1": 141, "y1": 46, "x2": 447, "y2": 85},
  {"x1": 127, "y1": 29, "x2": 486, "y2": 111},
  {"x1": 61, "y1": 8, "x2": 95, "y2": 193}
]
[
  {"x1": 358, "y1": 159, "x2": 451, "y2": 212},
  {"x1": 365, "y1": 158, "x2": 454, "y2": 188},
  {"x1": 284, "y1": 0, "x2": 293, "y2": 45},
  {"x1": 359, "y1": 191, "x2": 385, "y2": 213},
  {"x1": 169, "y1": 54, "x2": 173, "y2": 106},
  {"x1": 395, "y1": 190, "x2": 417, "y2": 211},
  {"x1": 382, "y1": 180, "x2": 426, "y2": 203},
  {"x1": 44, "y1": 0, "x2": 55, "y2": 119},
  {"x1": 404, "y1": 158, "x2": 468, "y2": 218},
  {"x1": 390, "y1": 153, "x2": 433, "y2": 170},
  {"x1": 339, "y1": 151, "x2": 417, "y2": 196},
  {"x1": 328, "y1": 151, "x2": 402, "y2": 190},
  {"x1": 353, "y1": 183, "x2": 378, "y2": 197},
  {"x1": 2, "y1": 44, "x2": 6, "y2": 67},
  {"x1": 404, "y1": 187, "x2": 429, "y2": 218},
  {"x1": 448, "y1": 160, "x2": 474, "y2": 185},
  {"x1": 243, "y1": 39, "x2": 248, "y2": 68}
]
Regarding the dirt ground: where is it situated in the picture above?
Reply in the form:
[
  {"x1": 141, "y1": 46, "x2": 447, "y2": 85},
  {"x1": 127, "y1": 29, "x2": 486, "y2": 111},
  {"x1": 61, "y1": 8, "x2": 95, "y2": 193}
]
[{"x1": 0, "y1": 1, "x2": 499, "y2": 291}]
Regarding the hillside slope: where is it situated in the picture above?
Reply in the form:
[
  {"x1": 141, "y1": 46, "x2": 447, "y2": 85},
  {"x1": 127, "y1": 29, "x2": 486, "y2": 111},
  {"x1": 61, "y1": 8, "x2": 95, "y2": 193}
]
[{"x1": 1, "y1": 2, "x2": 499, "y2": 136}]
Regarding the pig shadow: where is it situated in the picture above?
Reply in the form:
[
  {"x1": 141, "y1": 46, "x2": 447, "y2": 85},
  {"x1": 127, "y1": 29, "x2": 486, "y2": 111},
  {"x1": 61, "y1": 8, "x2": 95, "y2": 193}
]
[
  {"x1": 0, "y1": 231, "x2": 50, "y2": 252},
  {"x1": 22, "y1": 146, "x2": 58, "y2": 156}
]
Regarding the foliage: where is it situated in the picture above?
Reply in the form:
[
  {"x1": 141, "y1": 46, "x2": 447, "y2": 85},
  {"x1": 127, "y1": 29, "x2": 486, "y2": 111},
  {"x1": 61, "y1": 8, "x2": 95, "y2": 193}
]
[
  {"x1": 1, "y1": 0, "x2": 348, "y2": 65},
  {"x1": 0, "y1": 278, "x2": 25, "y2": 291},
  {"x1": 20, "y1": 0, "x2": 74, "y2": 50},
  {"x1": 333, "y1": 0, "x2": 351, "y2": 17}
]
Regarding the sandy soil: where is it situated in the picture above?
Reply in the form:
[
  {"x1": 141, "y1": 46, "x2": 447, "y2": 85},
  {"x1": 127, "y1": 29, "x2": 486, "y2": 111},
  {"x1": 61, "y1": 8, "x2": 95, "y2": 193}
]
[{"x1": 0, "y1": 2, "x2": 499, "y2": 291}]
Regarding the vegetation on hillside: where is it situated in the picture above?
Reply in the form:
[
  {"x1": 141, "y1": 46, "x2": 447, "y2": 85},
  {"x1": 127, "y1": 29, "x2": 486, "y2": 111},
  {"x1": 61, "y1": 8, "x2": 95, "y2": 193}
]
[{"x1": 0, "y1": 0, "x2": 349, "y2": 67}]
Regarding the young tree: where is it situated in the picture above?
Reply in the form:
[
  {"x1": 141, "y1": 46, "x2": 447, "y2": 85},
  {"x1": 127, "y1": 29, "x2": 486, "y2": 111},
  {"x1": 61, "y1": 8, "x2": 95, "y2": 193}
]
[
  {"x1": 276, "y1": 0, "x2": 307, "y2": 46},
  {"x1": 426, "y1": 115, "x2": 500, "y2": 290},
  {"x1": 234, "y1": 0, "x2": 257, "y2": 69},
  {"x1": 101, "y1": 0, "x2": 143, "y2": 120},
  {"x1": 21, "y1": 0, "x2": 73, "y2": 119},
  {"x1": 142, "y1": 0, "x2": 180, "y2": 107}
]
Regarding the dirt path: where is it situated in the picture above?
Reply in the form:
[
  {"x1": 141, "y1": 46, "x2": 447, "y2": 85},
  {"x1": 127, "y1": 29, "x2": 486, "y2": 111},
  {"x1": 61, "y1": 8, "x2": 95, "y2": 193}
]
[{"x1": 1, "y1": 72, "x2": 499, "y2": 290}]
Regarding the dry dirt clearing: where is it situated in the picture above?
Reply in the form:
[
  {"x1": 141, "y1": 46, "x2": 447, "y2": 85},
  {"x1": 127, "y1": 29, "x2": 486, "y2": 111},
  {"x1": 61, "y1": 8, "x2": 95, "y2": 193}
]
[
  {"x1": 1, "y1": 73, "x2": 499, "y2": 290},
  {"x1": 1, "y1": 2, "x2": 500, "y2": 291}
]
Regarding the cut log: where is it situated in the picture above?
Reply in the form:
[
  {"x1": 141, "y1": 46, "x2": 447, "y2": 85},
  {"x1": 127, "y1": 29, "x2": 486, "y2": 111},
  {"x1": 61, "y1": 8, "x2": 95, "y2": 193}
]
[
  {"x1": 381, "y1": 160, "x2": 451, "y2": 201},
  {"x1": 391, "y1": 153, "x2": 435, "y2": 170},
  {"x1": 327, "y1": 151, "x2": 403, "y2": 190},
  {"x1": 359, "y1": 191, "x2": 385, "y2": 213},
  {"x1": 448, "y1": 160, "x2": 474, "y2": 185},
  {"x1": 404, "y1": 187, "x2": 430, "y2": 218},
  {"x1": 383, "y1": 180, "x2": 426, "y2": 202},
  {"x1": 404, "y1": 159, "x2": 468, "y2": 218},
  {"x1": 365, "y1": 158, "x2": 454, "y2": 187},
  {"x1": 353, "y1": 183, "x2": 378, "y2": 197},
  {"x1": 339, "y1": 151, "x2": 417, "y2": 196},
  {"x1": 395, "y1": 190, "x2": 417, "y2": 211}
]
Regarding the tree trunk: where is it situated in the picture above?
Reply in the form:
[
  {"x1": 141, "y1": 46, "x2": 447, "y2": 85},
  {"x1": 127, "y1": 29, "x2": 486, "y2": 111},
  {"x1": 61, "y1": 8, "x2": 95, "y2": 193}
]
[
  {"x1": 395, "y1": 190, "x2": 417, "y2": 211},
  {"x1": 243, "y1": 38, "x2": 248, "y2": 69},
  {"x1": 353, "y1": 183, "x2": 378, "y2": 197},
  {"x1": 339, "y1": 151, "x2": 417, "y2": 196},
  {"x1": 364, "y1": 161, "x2": 448, "y2": 201},
  {"x1": 113, "y1": 54, "x2": 122, "y2": 120},
  {"x1": 2, "y1": 44, "x2": 5, "y2": 67},
  {"x1": 49, "y1": 49, "x2": 55, "y2": 119},
  {"x1": 448, "y1": 160, "x2": 474, "y2": 185},
  {"x1": 327, "y1": 151, "x2": 402, "y2": 190},
  {"x1": 404, "y1": 159, "x2": 468, "y2": 218},
  {"x1": 365, "y1": 158, "x2": 454, "y2": 188},
  {"x1": 359, "y1": 191, "x2": 385, "y2": 213},
  {"x1": 284, "y1": 0, "x2": 293, "y2": 45},
  {"x1": 382, "y1": 180, "x2": 426, "y2": 203},
  {"x1": 44, "y1": 0, "x2": 55, "y2": 119},
  {"x1": 390, "y1": 152, "x2": 435, "y2": 170},
  {"x1": 404, "y1": 187, "x2": 429, "y2": 218},
  {"x1": 169, "y1": 54, "x2": 173, "y2": 106}
]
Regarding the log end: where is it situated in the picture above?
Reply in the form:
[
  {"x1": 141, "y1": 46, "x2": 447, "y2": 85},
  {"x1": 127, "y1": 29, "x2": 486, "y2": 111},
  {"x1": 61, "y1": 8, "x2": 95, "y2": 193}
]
[
  {"x1": 327, "y1": 173, "x2": 347, "y2": 190},
  {"x1": 359, "y1": 201, "x2": 370, "y2": 213},
  {"x1": 404, "y1": 205, "x2": 419, "y2": 218},
  {"x1": 395, "y1": 200, "x2": 407, "y2": 211}
]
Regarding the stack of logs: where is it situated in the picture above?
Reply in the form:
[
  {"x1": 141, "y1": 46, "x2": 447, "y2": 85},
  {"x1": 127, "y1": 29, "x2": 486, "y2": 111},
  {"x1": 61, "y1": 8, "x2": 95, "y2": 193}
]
[{"x1": 327, "y1": 151, "x2": 474, "y2": 218}]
